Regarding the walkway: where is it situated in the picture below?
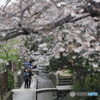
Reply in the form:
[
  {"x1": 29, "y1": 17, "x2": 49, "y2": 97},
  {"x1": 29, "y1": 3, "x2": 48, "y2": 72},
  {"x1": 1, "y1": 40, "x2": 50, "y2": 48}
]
[
  {"x1": 12, "y1": 69, "x2": 72, "y2": 100},
  {"x1": 37, "y1": 70, "x2": 55, "y2": 100},
  {"x1": 12, "y1": 70, "x2": 56, "y2": 100},
  {"x1": 12, "y1": 75, "x2": 37, "y2": 100}
]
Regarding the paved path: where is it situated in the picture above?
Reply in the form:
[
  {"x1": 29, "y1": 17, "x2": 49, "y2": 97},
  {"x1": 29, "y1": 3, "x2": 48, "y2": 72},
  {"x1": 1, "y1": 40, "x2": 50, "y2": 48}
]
[
  {"x1": 37, "y1": 70, "x2": 56, "y2": 100},
  {"x1": 12, "y1": 69, "x2": 73, "y2": 100},
  {"x1": 12, "y1": 70, "x2": 56, "y2": 100},
  {"x1": 12, "y1": 75, "x2": 37, "y2": 100},
  {"x1": 12, "y1": 89, "x2": 36, "y2": 100}
]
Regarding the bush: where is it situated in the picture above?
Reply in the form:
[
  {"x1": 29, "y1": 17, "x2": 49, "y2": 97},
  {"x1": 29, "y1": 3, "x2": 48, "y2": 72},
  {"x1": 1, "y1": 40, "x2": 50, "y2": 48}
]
[
  {"x1": 65, "y1": 93, "x2": 80, "y2": 100},
  {"x1": 97, "y1": 95, "x2": 100, "y2": 100},
  {"x1": 7, "y1": 70, "x2": 14, "y2": 91}
]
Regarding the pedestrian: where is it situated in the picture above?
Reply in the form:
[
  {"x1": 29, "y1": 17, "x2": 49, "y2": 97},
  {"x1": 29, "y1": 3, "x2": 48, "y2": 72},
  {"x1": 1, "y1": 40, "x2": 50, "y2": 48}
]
[
  {"x1": 23, "y1": 68, "x2": 29, "y2": 89},
  {"x1": 27, "y1": 68, "x2": 33, "y2": 88}
]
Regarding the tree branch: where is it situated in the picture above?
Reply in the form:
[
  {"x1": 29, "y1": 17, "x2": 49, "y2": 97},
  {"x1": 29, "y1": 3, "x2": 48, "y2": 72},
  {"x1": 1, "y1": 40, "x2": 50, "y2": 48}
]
[
  {"x1": 40, "y1": 13, "x2": 90, "y2": 31},
  {"x1": 0, "y1": 13, "x2": 91, "y2": 41}
]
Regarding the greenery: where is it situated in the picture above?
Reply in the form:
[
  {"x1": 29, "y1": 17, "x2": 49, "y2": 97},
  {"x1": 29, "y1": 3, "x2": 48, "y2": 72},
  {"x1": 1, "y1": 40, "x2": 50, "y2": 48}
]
[
  {"x1": 66, "y1": 93, "x2": 80, "y2": 100},
  {"x1": 47, "y1": 51, "x2": 100, "y2": 100},
  {"x1": 0, "y1": 39, "x2": 22, "y2": 68},
  {"x1": 63, "y1": 69, "x2": 71, "y2": 74},
  {"x1": 97, "y1": 95, "x2": 100, "y2": 100},
  {"x1": 7, "y1": 70, "x2": 14, "y2": 91},
  {"x1": 0, "y1": 39, "x2": 23, "y2": 91},
  {"x1": 0, "y1": 40, "x2": 19, "y2": 61}
]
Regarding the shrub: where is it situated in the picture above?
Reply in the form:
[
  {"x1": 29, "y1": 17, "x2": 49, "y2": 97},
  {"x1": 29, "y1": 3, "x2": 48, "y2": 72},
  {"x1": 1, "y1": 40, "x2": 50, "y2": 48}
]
[{"x1": 7, "y1": 70, "x2": 14, "y2": 91}]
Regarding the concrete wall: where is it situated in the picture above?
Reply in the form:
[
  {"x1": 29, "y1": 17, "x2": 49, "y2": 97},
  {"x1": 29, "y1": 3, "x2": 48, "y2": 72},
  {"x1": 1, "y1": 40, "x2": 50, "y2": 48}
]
[{"x1": 48, "y1": 72, "x2": 58, "y2": 87}]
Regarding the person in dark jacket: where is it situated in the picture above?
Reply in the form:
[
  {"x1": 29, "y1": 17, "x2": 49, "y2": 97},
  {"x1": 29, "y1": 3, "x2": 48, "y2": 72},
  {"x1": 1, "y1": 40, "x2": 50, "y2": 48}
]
[
  {"x1": 27, "y1": 68, "x2": 33, "y2": 88},
  {"x1": 23, "y1": 68, "x2": 29, "y2": 88}
]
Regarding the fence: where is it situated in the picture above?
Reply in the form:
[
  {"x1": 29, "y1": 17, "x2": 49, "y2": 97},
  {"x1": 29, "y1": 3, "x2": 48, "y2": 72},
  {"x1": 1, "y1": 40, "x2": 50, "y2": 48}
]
[
  {"x1": 0, "y1": 64, "x2": 8, "y2": 99},
  {"x1": 58, "y1": 75, "x2": 73, "y2": 85}
]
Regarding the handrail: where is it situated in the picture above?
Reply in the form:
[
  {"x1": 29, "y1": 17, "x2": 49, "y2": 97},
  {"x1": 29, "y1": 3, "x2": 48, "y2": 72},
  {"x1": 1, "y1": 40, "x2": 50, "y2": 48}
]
[
  {"x1": 36, "y1": 88, "x2": 58, "y2": 93},
  {"x1": 36, "y1": 88, "x2": 58, "y2": 100}
]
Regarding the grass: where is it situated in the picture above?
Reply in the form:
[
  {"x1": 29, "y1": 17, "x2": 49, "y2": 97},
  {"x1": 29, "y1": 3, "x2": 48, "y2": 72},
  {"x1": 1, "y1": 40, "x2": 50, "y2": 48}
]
[
  {"x1": 59, "y1": 70, "x2": 72, "y2": 77},
  {"x1": 63, "y1": 70, "x2": 71, "y2": 74}
]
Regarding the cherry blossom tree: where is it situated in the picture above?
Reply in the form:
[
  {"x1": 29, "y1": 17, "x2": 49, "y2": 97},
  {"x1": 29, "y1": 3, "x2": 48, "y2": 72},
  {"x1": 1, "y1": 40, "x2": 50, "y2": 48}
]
[
  {"x1": 0, "y1": 0, "x2": 99, "y2": 39},
  {"x1": 0, "y1": 0, "x2": 100, "y2": 66},
  {"x1": 0, "y1": 1, "x2": 100, "y2": 99}
]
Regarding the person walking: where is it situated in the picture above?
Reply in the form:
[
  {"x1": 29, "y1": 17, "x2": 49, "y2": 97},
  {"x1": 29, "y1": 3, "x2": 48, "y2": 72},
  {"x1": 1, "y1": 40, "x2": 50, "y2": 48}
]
[
  {"x1": 27, "y1": 68, "x2": 33, "y2": 88},
  {"x1": 23, "y1": 68, "x2": 29, "y2": 89}
]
